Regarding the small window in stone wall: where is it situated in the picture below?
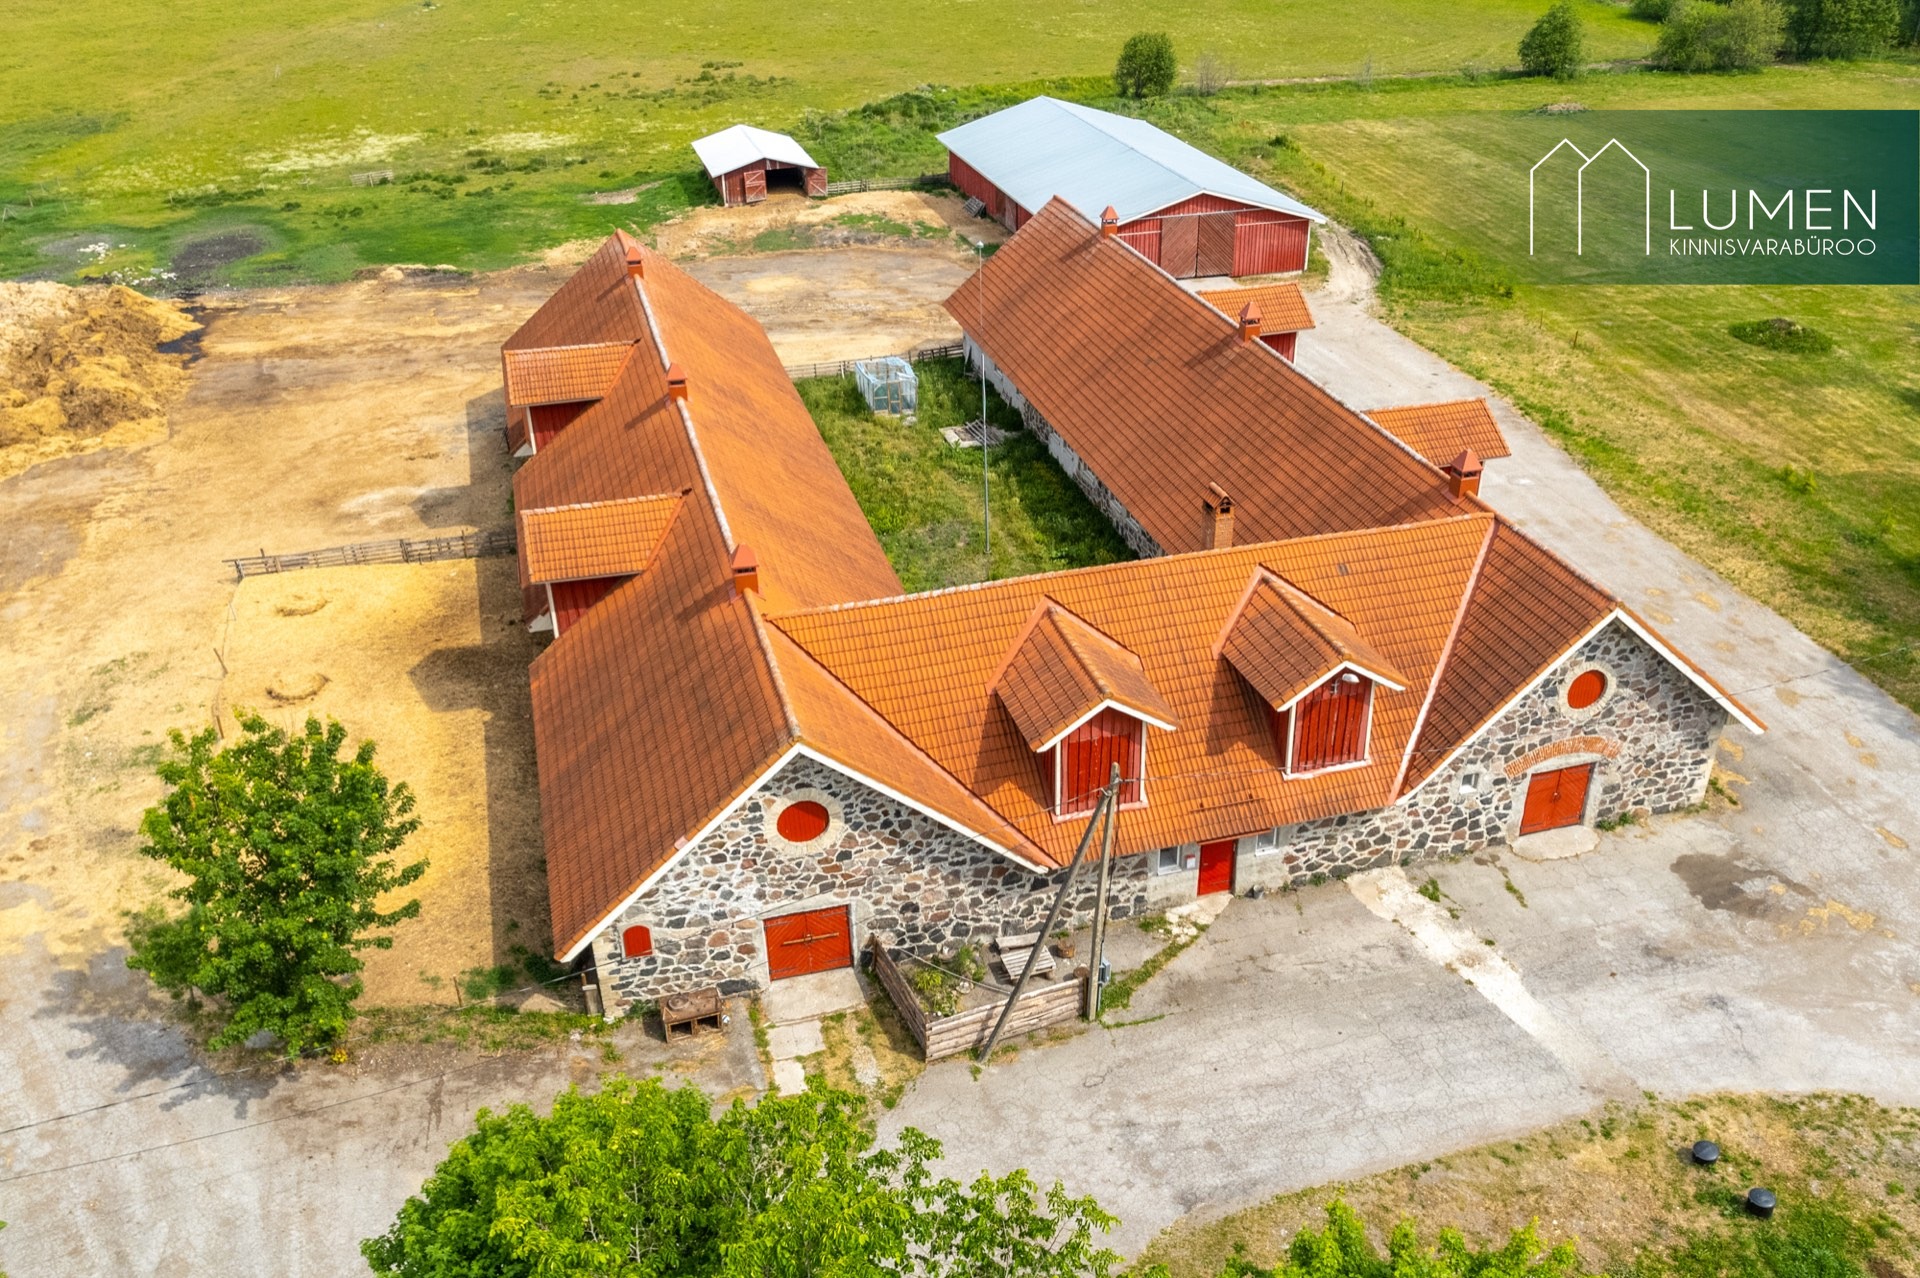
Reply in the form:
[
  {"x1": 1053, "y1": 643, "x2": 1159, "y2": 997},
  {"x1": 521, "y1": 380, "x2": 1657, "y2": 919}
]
[
  {"x1": 621, "y1": 925, "x2": 653, "y2": 958},
  {"x1": 1156, "y1": 847, "x2": 1183, "y2": 874},
  {"x1": 777, "y1": 800, "x2": 831, "y2": 843}
]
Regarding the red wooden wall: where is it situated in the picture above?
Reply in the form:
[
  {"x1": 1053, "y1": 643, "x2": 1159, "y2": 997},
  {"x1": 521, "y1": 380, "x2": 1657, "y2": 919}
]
[
  {"x1": 1051, "y1": 708, "x2": 1144, "y2": 815},
  {"x1": 531, "y1": 400, "x2": 592, "y2": 451},
  {"x1": 1289, "y1": 677, "x2": 1372, "y2": 772},
  {"x1": 714, "y1": 160, "x2": 827, "y2": 206},
  {"x1": 550, "y1": 575, "x2": 631, "y2": 635},
  {"x1": 1261, "y1": 331, "x2": 1298, "y2": 361}
]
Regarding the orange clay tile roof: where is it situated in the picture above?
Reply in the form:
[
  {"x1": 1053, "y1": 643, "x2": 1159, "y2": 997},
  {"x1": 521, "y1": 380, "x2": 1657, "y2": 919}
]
[
  {"x1": 1219, "y1": 574, "x2": 1409, "y2": 711},
  {"x1": 518, "y1": 493, "x2": 686, "y2": 587},
  {"x1": 770, "y1": 515, "x2": 1504, "y2": 860},
  {"x1": 993, "y1": 601, "x2": 1178, "y2": 751},
  {"x1": 1195, "y1": 282, "x2": 1315, "y2": 333},
  {"x1": 1365, "y1": 399, "x2": 1512, "y2": 467},
  {"x1": 946, "y1": 199, "x2": 1472, "y2": 553},
  {"x1": 511, "y1": 235, "x2": 1000, "y2": 960},
  {"x1": 502, "y1": 342, "x2": 637, "y2": 407}
]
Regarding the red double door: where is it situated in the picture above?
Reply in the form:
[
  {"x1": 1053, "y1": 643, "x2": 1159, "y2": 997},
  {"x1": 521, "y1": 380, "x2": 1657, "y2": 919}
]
[
  {"x1": 764, "y1": 906, "x2": 852, "y2": 981},
  {"x1": 1520, "y1": 764, "x2": 1595, "y2": 835}
]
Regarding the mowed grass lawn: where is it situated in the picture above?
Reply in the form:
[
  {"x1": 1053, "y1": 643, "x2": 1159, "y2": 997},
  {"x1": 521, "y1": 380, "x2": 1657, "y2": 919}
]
[
  {"x1": 1145, "y1": 1093, "x2": 1920, "y2": 1278},
  {"x1": 0, "y1": 0, "x2": 1654, "y2": 284},
  {"x1": 797, "y1": 359, "x2": 1132, "y2": 592},
  {"x1": 1132, "y1": 61, "x2": 1919, "y2": 710}
]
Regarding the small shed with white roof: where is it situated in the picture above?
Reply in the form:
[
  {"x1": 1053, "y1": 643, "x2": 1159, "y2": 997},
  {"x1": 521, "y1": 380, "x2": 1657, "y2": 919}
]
[
  {"x1": 939, "y1": 97, "x2": 1325, "y2": 277},
  {"x1": 691, "y1": 124, "x2": 827, "y2": 205}
]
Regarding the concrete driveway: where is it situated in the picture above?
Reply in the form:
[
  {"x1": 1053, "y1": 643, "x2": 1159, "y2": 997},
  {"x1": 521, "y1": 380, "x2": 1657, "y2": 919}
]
[{"x1": 880, "y1": 262, "x2": 1920, "y2": 1256}]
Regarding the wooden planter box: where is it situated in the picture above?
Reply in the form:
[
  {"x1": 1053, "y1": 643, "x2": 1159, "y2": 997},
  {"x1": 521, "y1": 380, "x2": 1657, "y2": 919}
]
[{"x1": 870, "y1": 940, "x2": 1085, "y2": 1062}]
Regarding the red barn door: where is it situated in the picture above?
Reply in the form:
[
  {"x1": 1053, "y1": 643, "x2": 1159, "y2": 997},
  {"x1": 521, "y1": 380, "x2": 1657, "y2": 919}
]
[
  {"x1": 764, "y1": 907, "x2": 853, "y2": 980},
  {"x1": 1160, "y1": 216, "x2": 1200, "y2": 277},
  {"x1": 1520, "y1": 764, "x2": 1594, "y2": 835},
  {"x1": 1196, "y1": 212, "x2": 1237, "y2": 276},
  {"x1": 742, "y1": 167, "x2": 767, "y2": 203}
]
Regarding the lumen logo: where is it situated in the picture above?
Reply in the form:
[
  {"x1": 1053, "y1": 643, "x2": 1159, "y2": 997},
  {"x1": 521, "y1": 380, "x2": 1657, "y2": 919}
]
[
  {"x1": 1529, "y1": 138, "x2": 1650, "y2": 256},
  {"x1": 1510, "y1": 110, "x2": 1916, "y2": 285}
]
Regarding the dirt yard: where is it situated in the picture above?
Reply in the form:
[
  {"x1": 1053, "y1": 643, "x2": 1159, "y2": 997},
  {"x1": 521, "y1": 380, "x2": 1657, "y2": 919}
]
[
  {"x1": 0, "y1": 218, "x2": 991, "y2": 1011},
  {"x1": 0, "y1": 266, "x2": 559, "y2": 1005}
]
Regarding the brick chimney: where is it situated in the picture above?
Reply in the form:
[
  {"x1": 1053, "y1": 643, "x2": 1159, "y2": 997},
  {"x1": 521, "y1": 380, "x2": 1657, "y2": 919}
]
[
  {"x1": 1100, "y1": 206, "x2": 1119, "y2": 239},
  {"x1": 1238, "y1": 303, "x2": 1262, "y2": 345},
  {"x1": 730, "y1": 544, "x2": 759, "y2": 597},
  {"x1": 1443, "y1": 449, "x2": 1483, "y2": 499},
  {"x1": 623, "y1": 241, "x2": 645, "y2": 279},
  {"x1": 666, "y1": 362, "x2": 688, "y2": 403},
  {"x1": 1207, "y1": 482, "x2": 1235, "y2": 549}
]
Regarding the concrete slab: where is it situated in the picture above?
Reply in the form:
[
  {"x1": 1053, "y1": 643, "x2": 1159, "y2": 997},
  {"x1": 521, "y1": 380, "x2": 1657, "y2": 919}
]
[
  {"x1": 1512, "y1": 826, "x2": 1601, "y2": 862},
  {"x1": 771, "y1": 1059, "x2": 807, "y2": 1096},
  {"x1": 760, "y1": 968, "x2": 866, "y2": 1025},
  {"x1": 765, "y1": 1019, "x2": 826, "y2": 1061}
]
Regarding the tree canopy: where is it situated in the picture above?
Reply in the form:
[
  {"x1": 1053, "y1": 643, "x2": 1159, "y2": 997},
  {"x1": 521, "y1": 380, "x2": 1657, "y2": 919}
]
[
  {"x1": 362, "y1": 1078, "x2": 1119, "y2": 1278},
  {"x1": 126, "y1": 712, "x2": 425, "y2": 1055},
  {"x1": 1655, "y1": 0, "x2": 1787, "y2": 69},
  {"x1": 1519, "y1": 2, "x2": 1588, "y2": 79},
  {"x1": 1786, "y1": 0, "x2": 1903, "y2": 56},
  {"x1": 1115, "y1": 32, "x2": 1178, "y2": 98}
]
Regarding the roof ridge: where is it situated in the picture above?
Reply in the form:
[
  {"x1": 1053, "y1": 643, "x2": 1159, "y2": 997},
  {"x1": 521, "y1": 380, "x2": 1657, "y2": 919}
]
[
  {"x1": 765, "y1": 513, "x2": 1500, "y2": 624},
  {"x1": 519, "y1": 488, "x2": 692, "y2": 517}
]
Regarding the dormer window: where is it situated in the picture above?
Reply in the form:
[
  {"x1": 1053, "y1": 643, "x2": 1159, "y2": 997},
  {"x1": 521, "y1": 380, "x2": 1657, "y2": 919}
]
[
  {"x1": 1218, "y1": 570, "x2": 1406, "y2": 780},
  {"x1": 991, "y1": 600, "x2": 1177, "y2": 822}
]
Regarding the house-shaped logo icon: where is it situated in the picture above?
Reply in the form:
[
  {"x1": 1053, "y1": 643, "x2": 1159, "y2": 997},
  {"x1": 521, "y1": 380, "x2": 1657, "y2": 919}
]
[{"x1": 1530, "y1": 138, "x2": 1651, "y2": 256}]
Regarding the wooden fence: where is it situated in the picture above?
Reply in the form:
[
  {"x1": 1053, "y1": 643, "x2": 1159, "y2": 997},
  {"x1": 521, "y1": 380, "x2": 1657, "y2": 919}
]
[
  {"x1": 224, "y1": 527, "x2": 516, "y2": 580},
  {"x1": 822, "y1": 173, "x2": 948, "y2": 197},
  {"x1": 785, "y1": 342, "x2": 964, "y2": 383},
  {"x1": 870, "y1": 941, "x2": 1085, "y2": 1062}
]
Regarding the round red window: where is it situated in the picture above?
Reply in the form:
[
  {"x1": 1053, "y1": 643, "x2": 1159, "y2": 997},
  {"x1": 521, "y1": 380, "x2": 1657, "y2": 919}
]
[
  {"x1": 1567, "y1": 669, "x2": 1608, "y2": 710},
  {"x1": 776, "y1": 800, "x2": 831, "y2": 843}
]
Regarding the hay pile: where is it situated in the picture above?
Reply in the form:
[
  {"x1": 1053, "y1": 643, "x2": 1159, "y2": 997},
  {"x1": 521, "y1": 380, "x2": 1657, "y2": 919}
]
[{"x1": 0, "y1": 282, "x2": 200, "y2": 479}]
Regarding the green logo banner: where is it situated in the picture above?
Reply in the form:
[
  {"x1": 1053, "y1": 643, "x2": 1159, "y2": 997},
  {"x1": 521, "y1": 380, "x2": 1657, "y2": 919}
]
[{"x1": 1491, "y1": 110, "x2": 1917, "y2": 284}]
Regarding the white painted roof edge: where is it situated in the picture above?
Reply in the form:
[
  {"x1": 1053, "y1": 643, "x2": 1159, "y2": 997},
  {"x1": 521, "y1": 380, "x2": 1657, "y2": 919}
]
[{"x1": 691, "y1": 124, "x2": 819, "y2": 178}]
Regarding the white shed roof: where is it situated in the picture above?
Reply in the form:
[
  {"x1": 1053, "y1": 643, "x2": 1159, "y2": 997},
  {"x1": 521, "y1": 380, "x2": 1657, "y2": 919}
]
[
  {"x1": 690, "y1": 124, "x2": 820, "y2": 179},
  {"x1": 937, "y1": 97, "x2": 1324, "y2": 225}
]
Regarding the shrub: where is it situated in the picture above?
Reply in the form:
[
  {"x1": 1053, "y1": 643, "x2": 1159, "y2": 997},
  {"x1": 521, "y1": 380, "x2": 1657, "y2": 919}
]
[
  {"x1": 126, "y1": 713, "x2": 426, "y2": 1055},
  {"x1": 1655, "y1": 0, "x2": 1787, "y2": 69},
  {"x1": 1729, "y1": 316, "x2": 1834, "y2": 353},
  {"x1": 363, "y1": 1079, "x2": 1120, "y2": 1277},
  {"x1": 1519, "y1": 1, "x2": 1588, "y2": 79},
  {"x1": 1217, "y1": 1198, "x2": 1581, "y2": 1278},
  {"x1": 1787, "y1": 0, "x2": 1903, "y2": 56},
  {"x1": 1115, "y1": 32, "x2": 1177, "y2": 98},
  {"x1": 1631, "y1": 0, "x2": 1676, "y2": 19}
]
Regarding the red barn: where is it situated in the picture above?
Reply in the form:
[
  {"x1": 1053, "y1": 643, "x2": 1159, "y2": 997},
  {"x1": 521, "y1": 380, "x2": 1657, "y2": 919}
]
[
  {"x1": 692, "y1": 124, "x2": 826, "y2": 206},
  {"x1": 939, "y1": 96, "x2": 1324, "y2": 278}
]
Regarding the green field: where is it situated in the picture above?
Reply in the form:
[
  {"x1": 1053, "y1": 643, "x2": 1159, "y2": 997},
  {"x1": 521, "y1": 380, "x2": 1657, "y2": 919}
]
[{"x1": 0, "y1": 0, "x2": 1655, "y2": 284}]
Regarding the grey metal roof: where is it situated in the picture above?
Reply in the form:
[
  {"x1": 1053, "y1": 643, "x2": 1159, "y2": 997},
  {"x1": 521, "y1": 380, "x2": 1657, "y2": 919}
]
[{"x1": 937, "y1": 97, "x2": 1325, "y2": 225}]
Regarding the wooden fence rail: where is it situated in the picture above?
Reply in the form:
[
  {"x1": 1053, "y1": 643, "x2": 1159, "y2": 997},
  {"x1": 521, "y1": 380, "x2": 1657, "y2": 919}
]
[
  {"x1": 785, "y1": 342, "x2": 964, "y2": 383},
  {"x1": 224, "y1": 527, "x2": 516, "y2": 580},
  {"x1": 822, "y1": 173, "x2": 948, "y2": 197},
  {"x1": 870, "y1": 940, "x2": 1084, "y2": 1062}
]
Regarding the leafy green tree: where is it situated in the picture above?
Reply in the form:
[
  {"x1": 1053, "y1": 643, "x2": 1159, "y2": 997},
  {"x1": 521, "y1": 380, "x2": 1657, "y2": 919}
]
[
  {"x1": 1115, "y1": 33, "x2": 1177, "y2": 98},
  {"x1": 1519, "y1": 2, "x2": 1588, "y2": 78},
  {"x1": 1655, "y1": 0, "x2": 1787, "y2": 68},
  {"x1": 127, "y1": 712, "x2": 425, "y2": 1055},
  {"x1": 362, "y1": 1078, "x2": 1119, "y2": 1277},
  {"x1": 1786, "y1": 0, "x2": 1902, "y2": 55},
  {"x1": 1209, "y1": 1198, "x2": 1581, "y2": 1278}
]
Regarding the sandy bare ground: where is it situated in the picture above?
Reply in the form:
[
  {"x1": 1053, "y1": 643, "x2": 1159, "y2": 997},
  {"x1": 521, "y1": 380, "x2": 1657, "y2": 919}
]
[{"x1": 0, "y1": 266, "x2": 560, "y2": 1005}]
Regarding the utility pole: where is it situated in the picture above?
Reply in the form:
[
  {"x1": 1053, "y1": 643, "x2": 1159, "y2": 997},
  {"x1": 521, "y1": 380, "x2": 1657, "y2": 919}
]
[
  {"x1": 975, "y1": 238, "x2": 991, "y2": 581},
  {"x1": 1084, "y1": 762, "x2": 1120, "y2": 1021},
  {"x1": 979, "y1": 775, "x2": 1113, "y2": 1064}
]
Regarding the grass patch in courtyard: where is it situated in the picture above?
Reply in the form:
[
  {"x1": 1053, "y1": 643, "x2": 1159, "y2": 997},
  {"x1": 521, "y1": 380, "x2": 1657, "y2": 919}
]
[
  {"x1": 349, "y1": 1004, "x2": 610, "y2": 1055},
  {"x1": 798, "y1": 357, "x2": 1133, "y2": 592},
  {"x1": 1143, "y1": 1092, "x2": 1920, "y2": 1278}
]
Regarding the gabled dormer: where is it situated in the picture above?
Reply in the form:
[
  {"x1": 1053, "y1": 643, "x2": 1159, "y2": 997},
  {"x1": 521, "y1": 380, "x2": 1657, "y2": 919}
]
[
  {"x1": 1217, "y1": 571, "x2": 1408, "y2": 777},
  {"x1": 991, "y1": 600, "x2": 1178, "y2": 818},
  {"x1": 518, "y1": 491, "x2": 686, "y2": 637},
  {"x1": 502, "y1": 341, "x2": 638, "y2": 457}
]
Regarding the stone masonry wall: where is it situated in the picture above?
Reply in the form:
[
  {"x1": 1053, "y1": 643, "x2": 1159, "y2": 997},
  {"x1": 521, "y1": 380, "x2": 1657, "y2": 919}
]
[
  {"x1": 1234, "y1": 619, "x2": 1729, "y2": 892},
  {"x1": 594, "y1": 755, "x2": 1149, "y2": 1005}
]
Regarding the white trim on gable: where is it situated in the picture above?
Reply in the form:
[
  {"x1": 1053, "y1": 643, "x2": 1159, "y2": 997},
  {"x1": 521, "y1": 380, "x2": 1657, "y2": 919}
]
[
  {"x1": 556, "y1": 742, "x2": 1051, "y2": 963},
  {"x1": 1271, "y1": 661, "x2": 1407, "y2": 714},
  {"x1": 1401, "y1": 608, "x2": 1764, "y2": 809},
  {"x1": 1033, "y1": 697, "x2": 1178, "y2": 753}
]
